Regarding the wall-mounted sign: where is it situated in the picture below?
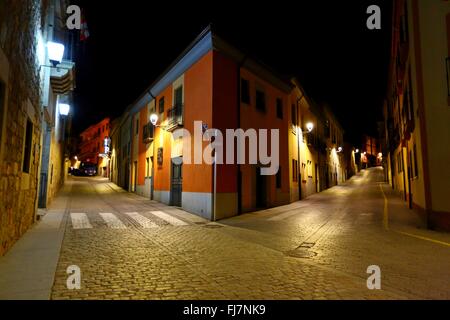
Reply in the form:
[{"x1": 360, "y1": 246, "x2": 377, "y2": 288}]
[
  {"x1": 104, "y1": 137, "x2": 111, "y2": 154},
  {"x1": 157, "y1": 147, "x2": 163, "y2": 166}
]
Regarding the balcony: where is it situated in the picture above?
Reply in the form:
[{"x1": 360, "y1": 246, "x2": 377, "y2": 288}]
[
  {"x1": 143, "y1": 123, "x2": 154, "y2": 144},
  {"x1": 166, "y1": 104, "x2": 184, "y2": 132}
]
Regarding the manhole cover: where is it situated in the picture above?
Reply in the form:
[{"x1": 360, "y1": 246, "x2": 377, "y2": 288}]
[
  {"x1": 299, "y1": 242, "x2": 315, "y2": 249},
  {"x1": 285, "y1": 248, "x2": 317, "y2": 259}
]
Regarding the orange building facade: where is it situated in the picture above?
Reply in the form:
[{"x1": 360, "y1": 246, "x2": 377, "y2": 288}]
[
  {"x1": 110, "y1": 27, "x2": 348, "y2": 220},
  {"x1": 78, "y1": 117, "x2": 111, "y2": 176}
]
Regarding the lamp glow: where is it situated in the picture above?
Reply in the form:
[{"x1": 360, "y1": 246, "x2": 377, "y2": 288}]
[
  {"x1": 306, "y1": 122, "x2": 314, "y2": 132},
  {"x1": 150, "y1": 113, "x2": 159, "y2": 126},
  {"x1": 338, "y1": 147, "x2": 343, "y2": 153},
  {"x1": 47, "y1": 42, "x2": 65, "y2": 64},
  {"x1": 355, "y1": 149, "x2": 360, "y2": 153},
  {"x1": 59, "y1": 103, "x2": 70, "y2": 116}
]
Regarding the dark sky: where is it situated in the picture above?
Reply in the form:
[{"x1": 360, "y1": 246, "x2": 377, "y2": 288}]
[{"x1": 71, "y1": 0, "x2": 392, "y2": 145}]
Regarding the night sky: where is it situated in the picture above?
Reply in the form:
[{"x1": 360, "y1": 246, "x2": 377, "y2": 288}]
[{"x1": 71, "y1": 0, "x2": 392, "y2": 145}]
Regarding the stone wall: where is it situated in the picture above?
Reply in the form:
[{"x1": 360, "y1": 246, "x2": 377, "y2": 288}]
[{"x1": 0, "y1": 0, "x2": 47, "y2": 256}]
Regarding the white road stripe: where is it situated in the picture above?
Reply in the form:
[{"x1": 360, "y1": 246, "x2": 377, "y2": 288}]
[
  {"x1": 150, "y1": 211, "x2": 188, "y2": 226},
  {"x1": 124, "y1": 212, "x2": 158, "y2": 228},
  {"x1": 99, "y1": 212, "x2": 127, "y2": 229},
  {"x1": 70, "y1": 213, "x2": 93, "y2": 229}
]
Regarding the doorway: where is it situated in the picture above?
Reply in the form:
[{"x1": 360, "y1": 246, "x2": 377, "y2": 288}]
[
  {"x1": 171, "y1": 159, "x2": 182, "y2": 207},
  {"x1": 256, "y1": 167, "x2": 267, "y2": 208}
]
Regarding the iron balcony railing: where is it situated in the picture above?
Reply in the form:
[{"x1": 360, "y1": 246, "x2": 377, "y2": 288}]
[{"x1": 166, "y1": 104, "x2": 184, "y2": 131}]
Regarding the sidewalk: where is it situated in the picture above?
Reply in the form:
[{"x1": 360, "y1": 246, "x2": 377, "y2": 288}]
[
  {"x1": 0, "y1": 183, "x2": 71, "y2": 300},
  {"x1": 382, "y1": 183, "x2": 450, "y2": 246}
]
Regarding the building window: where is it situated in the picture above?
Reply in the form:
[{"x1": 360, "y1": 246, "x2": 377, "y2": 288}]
[
  {"x1": 146, "y1": 157, "x2": 150, "y2": 177},
  {"x1": 159, "y1": 97, "x2": 165, "y2": 114},
  {"x1": 307, "y1": 160, "x2": 313, "y2": 178},
  {"x1": 255, "y1": 89, "x2": 266, "y2": 112},
  {"x1": 22, "y1": 119, "x2": 33, "y2": 173},
  {"x1": 291, "y1": 104, "x2": 297, "y2": 127},
  {"x1": 276, "y1": 98, "x2": 283, "y2": 119},
  {"x1": 174, "y1": 86, "x2": 183, "y2": 107},
  {"x1": 241, "y1": 78, "x2": 250, "y2": 104},
  {"x1": 136, "y1": 119, "x2": 139, "y2": 135},
  {"x1": 276, "y1": 166, "x2": 282, "y2": 189},
  {"x1": 292, "y1": 159, "x2": 298, "y2": 182}
]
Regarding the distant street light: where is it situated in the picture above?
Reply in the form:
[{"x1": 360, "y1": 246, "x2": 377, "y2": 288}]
[
  {"x1": 306, "y1": 122, "x2": 314, "y2": 133},
  {"x1": 355, "y1": 149, "x2": 360, "y2": 153},
  {"x1": 338, "y1": 147, "x2": 343, "y2": 153}
]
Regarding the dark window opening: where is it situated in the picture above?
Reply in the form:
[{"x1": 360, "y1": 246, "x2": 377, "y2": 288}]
[
  {"x1": 23, "y1": 119, "x2": 33, "y2": 173},
  {"x1": 292, "y1": 159, "x2": 298, "y2": 182},
  {"x1": 241, "y1": 79, "x2": 250, "y2": 104},
  {"x1": 255, "y1": 89, "x2": 266, "y2": 112},
  {"x1": 159, "y1": 97, "x2": 165, "y2": 114},
  {"x1": 276, "y1": 98, "x2": 283, "y2": 119},
  {"x1": 291, "y1": 104, "x2": 297, "y2": 127},
  {"x1": 276, "y1": 166, "x2": 282, "y2": 189},
  {"x1": 174, "y1": 86, "x2": 183, "y2": 107}
]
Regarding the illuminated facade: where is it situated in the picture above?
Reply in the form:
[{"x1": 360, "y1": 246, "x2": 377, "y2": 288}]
[
  {"x1": 78, "y1": 118, "x2": 111, "y2": 177},
  {"x1": 384, "y1": 0, "x2": 450, "y2": 231},
  {"x1": 0, "y1": 0, "x2": 76, "y2": 255},
  {"x1": 110, "y1": 27, "x2": 349, "y2": 220}
]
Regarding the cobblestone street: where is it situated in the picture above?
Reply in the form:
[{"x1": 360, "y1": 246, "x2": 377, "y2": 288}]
[{"x1": 45, "y1": 167, "x2": 450, "y2": 300}]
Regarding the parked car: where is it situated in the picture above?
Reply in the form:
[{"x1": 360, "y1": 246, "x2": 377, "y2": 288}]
[{"x1": 79, "y1": 163, "x2": 97, "y2": 176}]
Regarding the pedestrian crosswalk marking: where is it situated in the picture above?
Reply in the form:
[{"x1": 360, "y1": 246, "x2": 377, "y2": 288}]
[
  {"x1": 150, "y1": 211, "x2": 188, "y2": 226},
  {"x1": 99, "y1": 212, "x2": 127, "y2": 229},
  {"x1": 70, "y1": 213, "x2": 93, "y2": 229},
  {"x1": 124, "y1": 212, "x2": 158, "y2": 228}
]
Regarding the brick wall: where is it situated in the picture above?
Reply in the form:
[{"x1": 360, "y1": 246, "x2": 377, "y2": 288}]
[{"x1": 0, "y1": 0, "x2": 47, "y2": 256}]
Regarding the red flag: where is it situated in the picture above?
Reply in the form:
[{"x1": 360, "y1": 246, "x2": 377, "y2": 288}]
[{"x1": 80, "y1": 11, "x2": 90, "y2": 41}]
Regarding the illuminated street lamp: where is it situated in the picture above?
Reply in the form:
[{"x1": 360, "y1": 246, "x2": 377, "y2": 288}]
[
  {"x1": 59, "y1": 103, "x2": 70, "y2": 116},
  {"x1": 150, "y1": 113, "x2": 159, "y2": 126},
  {"x1": 355, "y1": 149, "x2": 360, "y2": 153},
  {"x1": 47, "y1": 41, "x2": 65, "y2": 66},
  {"x1": 306, "y1": 122, "x2": 314, "y2": 133},
  {"x1": 337, "y1": 147, "x2": 343, "y2": 153}
]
